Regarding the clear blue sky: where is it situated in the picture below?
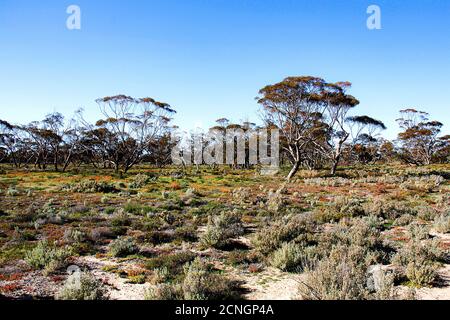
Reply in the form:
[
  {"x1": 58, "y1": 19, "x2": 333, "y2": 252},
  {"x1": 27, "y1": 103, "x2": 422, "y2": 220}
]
[{"x1": 0, "y1": 0, "x2": 449, "y2": 139}]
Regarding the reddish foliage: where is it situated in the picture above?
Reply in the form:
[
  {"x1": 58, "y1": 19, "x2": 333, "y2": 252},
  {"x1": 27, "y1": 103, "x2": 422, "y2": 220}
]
[{"x1": 0, "y1": 283, "x2": 22, "y2": 293}]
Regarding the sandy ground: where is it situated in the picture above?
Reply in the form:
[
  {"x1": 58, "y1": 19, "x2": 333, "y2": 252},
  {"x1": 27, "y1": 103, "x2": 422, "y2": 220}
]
[
  {"x1": 73, "y1": 256, "x2": 151, "y2": 300},
  {"x1": 239, "y1": 267, "x2": 304, "y2": 300}
]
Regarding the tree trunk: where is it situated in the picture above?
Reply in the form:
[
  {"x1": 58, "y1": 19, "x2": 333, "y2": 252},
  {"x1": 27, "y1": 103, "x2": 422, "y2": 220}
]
[
  {"x1": 330, "y1": 156, "x2": 340, "y2": 175},
  {"x1": 287, "y1": 161, "x2": 300, "y2": 181}
]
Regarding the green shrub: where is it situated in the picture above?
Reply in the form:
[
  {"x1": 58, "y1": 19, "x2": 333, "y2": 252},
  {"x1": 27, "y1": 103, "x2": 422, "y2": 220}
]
[
  {"x1": 298, "y1": 245, "x2": 396, "y2": 300},
  {"x1": 393, "y1": 214, "x2": 415, "y2": 227},
  {"x1": 127, "y1": 274, "x2": 147, "y2": 284},
  {"x1": 25, "y1": 240, "x2": 71, "y2": 274},
  {"x1": 123, "y1": 202, "x2": 153, "y2": 215},
  {"x1": 253, "y1": 214, "x2": 315, "y2": 255},
  {"x1": 416, "y1": 206, "x2": 439, "y2": 222},
  {"x1": 182, "y1": 258, "x2": 238, "y2": 300},
  {"x1": 145, "y1": 252, "x2": 196, "y2": 280},
  {"x1": 151, "y1": 267, "x2": 170, "y2": 284},
  {"x1": 363, "y1": 200, "x2": 416, "y2": 220},
  {"x1": 144, "y1": 284, "x2": 183, "y2": 300},
  {"x1": 226, "y1": 250, "x2": 259, "y2": 266},
  {"x1": 108, "y1": 237, "x2": 139, "y2": 257},
  {"x1": 434, "y1": 213, "x2": 450, "y2": 234},
  {"x1": 62, "y1": 180, "x2": 119, "y2": 193},
  {"x1": 298, "y1": 246, "x2": 368, "y2": 300},
  {"x1": 174, "y1": 225, "x2": 198, "y2": 243},
  {"x1": 393, "y1": 239, "x2": 444, "y2": 267},
  {"x1": 146, "y1": 231, "x2": 174, "y2": 245},
  {"x1": 63, "y1": 228, "x2": 86, "y2": 244},
  {"x1": 407, "y1": 223, "x2": 430, "y2": 240},
  {"x1": 6, "y1": 187, "x2": 20, "y2": 197},
  {"x1": 269, "y1": 242, "x2": 317, "y2": 272},
  {"x1": 316, "y1": 218, "x2": 386, "y2": 265},
  {"x1": 129, "y1": 174, "x2": 152, "y2": 189},
  {"x1": 405, "y1": 261, "x2": 437, "y2": 287},
  {"x1": 110, "y1": 209, "x2": 132, "y2": 227},
  {"x1": 400, "y1": 175, "x2": 444, "y2": 192},
  {"x1": 56, "y1": 271, "x2": 106, "y2": 300},
  {"x1": 100, "y1": 195, "x2": 111, "y2": 204},
  {"x1": 266, "y1": 189, "x2": 285, "y2": 213},
  {"x1": 333, "y1": 196, "x2": 366, "y2": 217},
  {"x1": 393, "y1": 239, "x2": 443, "y2": 287},
  {"x1": 201, "y1": 211, "x2": 244, "y2": 249}
]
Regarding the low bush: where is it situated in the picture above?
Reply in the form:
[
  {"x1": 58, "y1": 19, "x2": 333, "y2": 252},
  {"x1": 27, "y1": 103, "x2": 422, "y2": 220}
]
[
  {"x1": 182, "y1": 258, "x2": 238, "y2": 300},
  {"x1": 407, "y1": 223, "x2": 430, "y2": 241},
  {"x1": 393, "y1": 239, "x2": 443, "y2": 287},
  {"x1": 253, "y1": 214, "x2": 316, "y2": 255},
  {"x1": 145, "y1": 284, "x2": 183, "y2": 300},
  {"x1": 226, "y1": 250, "x2": 259, "y2": 267},
  {"x1": 399, "y1": 175, "x2": 444, "y2": 193},
  {"x1": 304, "y1": 177, "x2": 351, "y2": 187},
  {"x1": 129, "y1": 174, "x2": 153, "y2": 189},
  {"x1": 108, "y1": 237, "x2": 139, "y2": 257},
  {"x1": 231, "y1": 187, "x2": 252, "y2": 205},
  {"x1": 416, "y1": 206, "x2": 439, "y2": 222},
  {"x1": 266, "y1": 189, "x2": 285, "y2": 213},
  {"x1": 146, "y1": 231, "x2": 174, "y2": 245},
  {"x1": 174, "y1": 225, "x2": 198, "y2": 243},
  {"x1": 313, "y1": 196, "x2": 365, "y2": 223},
  {"x1": 150, "y1": 267, "x2": 170, "y2": 284},
  {"x1": 63, "y1": 228, "x2": 86, "y2": 244},
  {"x1": 109, "y1": 209, "x2": 132, "y2": 227},
  {"x1": 316, "y1": 218, "x2": 387, "y2": 266},
  {"x1": 25, "y1": 240, "x2": 71, "y2": 275},
  {"x1": 434, "y1": 213, "x2": 450, "y2": 234},
  {"x1": 56, "y1": 271, "x2": 106, "y2": 300},
  {"x1": 201, "y1": 211, "x2": 244, "y2": 249},
  {"x1": 298, "y1": 245, "x2": 396, "y2": 300},
  {"x1": 61, "y1": 180, "x2": 119, "y2": 193},
  {"x1": 269, "y1": 242, "x2": 317, "y2": 272},
  {"x1": 363, "y1": 200, "x2": 416, "y2": 220},
  {"x1": 405, "y1": 261, "x2": 438, "y2": 287},
  {"x1": 123, "y1": 203, "x2": 153, "y2": 215},
  {"x1": 6, "y1": 187, "x2": 20, "y2": 197},
  {"x1": 145, "y1": 251, "x2": 196, "y2": 280},
  {"x1": 393, "y1": 214, "x2": 415, "y2": 227}
]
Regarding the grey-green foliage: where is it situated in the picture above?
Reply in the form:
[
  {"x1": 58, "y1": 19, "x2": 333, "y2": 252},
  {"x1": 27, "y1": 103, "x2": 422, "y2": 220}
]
[
  {"x1": 298, "y1": 245, "x2": 397, "y2": 300},
  {"x1": 25, "y1": 240, "x2": 71, "y2": 274},
  {"x1": 182, "y1": 258, "x2": 236, "y2": 300},
  {"x1": 145, "y1": 258, "x2": 237, "y2": 300},
  {"x1": 269, "y1": 242, "x2": 317, "y2": 272},
  {"x1": 129, "y1": 174, "x2": 152, "y2": 189},
  {"x1": 434, "y1": 212, "x2": 450, "y2": 234},
  {"x1": 201, "y1": 211, "x2": 244, "y2": 249},
  {"x1": 56, "y1": 271, "x2": 106, "y2": 300},
  {"x1": 144, "y1": 284, "x2": 183, "y2": 300},
  {"x1": 253, "y1": 214, "x2": 315, "y2": 255},
  {"x1": 108, "y1": 237, "x2": 139, "y2": 257},
  {"x1": 393, "y1": 239, "x2": 443, "y2": 287}
]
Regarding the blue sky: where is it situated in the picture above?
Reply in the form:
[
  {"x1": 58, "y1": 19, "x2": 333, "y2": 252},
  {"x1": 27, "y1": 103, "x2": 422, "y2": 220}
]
[{"x1": 0, "y1": 0, "x2": 449, "y2": 139}]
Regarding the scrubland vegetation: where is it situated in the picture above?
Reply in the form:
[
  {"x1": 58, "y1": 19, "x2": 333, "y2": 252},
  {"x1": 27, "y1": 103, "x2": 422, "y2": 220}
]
[
  {"x1": 0, "y1": 76, "x2": 449, "y2": 300},
  {"x1": 0, "y1": 164, "x2": 448, "y2": 300}
]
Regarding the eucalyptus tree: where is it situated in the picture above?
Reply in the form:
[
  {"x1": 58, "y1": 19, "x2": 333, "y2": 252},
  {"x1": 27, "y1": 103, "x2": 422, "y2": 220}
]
[
  {"x1": 257, "y1": 76, "x2": 330, "y2": 180},
  {"x1": 94, "y1": 95, "x2": 176, "y2": 173},
  {"x1": 346, "y1": 116, "x2": 387, "y2": 164},
  {"x1": 396, "y1": 109, "x2": 443, "y2": 165}
]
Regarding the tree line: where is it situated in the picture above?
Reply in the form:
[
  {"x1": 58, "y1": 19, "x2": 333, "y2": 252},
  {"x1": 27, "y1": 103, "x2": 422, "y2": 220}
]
[{"x1": 0, "y1": 76, "x2": 449, "y2": 179}]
